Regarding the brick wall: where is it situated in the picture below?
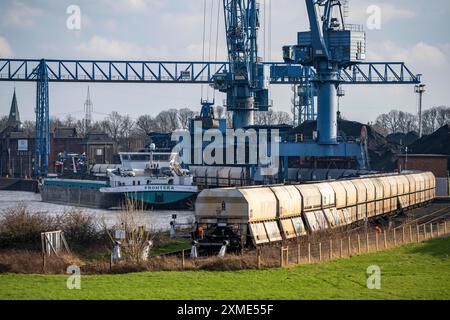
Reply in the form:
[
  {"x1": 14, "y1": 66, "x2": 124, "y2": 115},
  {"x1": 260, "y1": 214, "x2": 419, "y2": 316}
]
[{"x1": 397, "y1": 156, "x2": 448, "y2": 177}]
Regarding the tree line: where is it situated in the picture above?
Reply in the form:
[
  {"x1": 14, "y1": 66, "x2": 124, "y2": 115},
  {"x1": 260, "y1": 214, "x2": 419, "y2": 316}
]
[
  {"x1": 2, "y1": 105, "x2": 448, "y2": 148},
  {"x1": 0, "y1": 107, "x2": 292, "y2": 152},
  {"x1": 374, "y1": 106, "x2": 450, "y2": 136}
]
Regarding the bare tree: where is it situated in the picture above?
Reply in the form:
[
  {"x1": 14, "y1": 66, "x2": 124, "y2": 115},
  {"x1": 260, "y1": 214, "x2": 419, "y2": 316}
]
[
  {"x1": 178, "y1": 108, "x2": 197, "y2": 129},
  {"x1": 121, "y1": 115, "x2": 135, "y2": 151},
  {"x1": 102, "y1": 112, "x2": 125, "y2": 151},
  {"x1": 135, "y1": 115, "x2": 159, "y2": 137},
  {"x1": 418, "y1": 106, "x2": 449, "y2": 135},
  {"x1": 422, "y1": 107, "x2": 438, "y2": 135},
  {"x1": 397, "y1": 111, "x2": 418, "y2": 134},
  {"x1": 155, "y1": 109, "x2": 180, "y2": 132},
  {"x1": 275, "y1": 111, "x2": 292, "y2": 125},
  {"x1": 63, "y1": 114, "x2": 77, "y2": 128},
  {"x1": 377, "y1": 107, "x2": 450, "y2": 136},
  {"x1": 0, "y1": 116, "x2": 8, "y2": 132},
  {"x1": 435, "y1": 106, "x2": 450, "y2": 128},
  {"x1": 21, "y1": 121, "x2": 36, "y2": 136},
  {"x1": 255, "y1": 110, "x2": 280, "y2": 125},
  {"x1": 375, "y1": 110, "x2": 417, "y2": 135}
]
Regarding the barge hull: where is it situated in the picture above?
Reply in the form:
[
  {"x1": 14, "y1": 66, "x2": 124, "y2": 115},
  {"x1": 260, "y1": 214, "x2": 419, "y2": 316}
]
[{"x1": 40, "y1": 185, "x2": 121, "y2": 209}]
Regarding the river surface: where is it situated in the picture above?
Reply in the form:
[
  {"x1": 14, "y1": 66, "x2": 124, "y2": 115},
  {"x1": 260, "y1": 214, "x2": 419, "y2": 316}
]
[{"x1": 0, "y1": 191, "x2": 194, "y2": 231}]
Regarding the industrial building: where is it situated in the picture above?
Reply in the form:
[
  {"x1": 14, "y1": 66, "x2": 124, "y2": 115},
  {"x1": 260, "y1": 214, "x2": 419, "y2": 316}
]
[{"x1": 0, "y1": 91, "x2": 116, "y2": 177}]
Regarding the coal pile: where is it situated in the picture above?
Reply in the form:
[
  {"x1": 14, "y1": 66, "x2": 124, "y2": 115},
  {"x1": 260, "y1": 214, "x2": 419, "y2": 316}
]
[
  {"x1": 386, "y1": 132, "x2": 419, "y2": 146},
  {"x1": 408, "y1": 125, "x2": 450, "y2": 155},
  {"x1": 291, "y1": 120, "x2": 401, "y2": 171}
]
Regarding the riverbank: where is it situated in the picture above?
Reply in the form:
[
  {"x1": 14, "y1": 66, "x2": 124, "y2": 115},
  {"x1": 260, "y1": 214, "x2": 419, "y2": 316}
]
[{"x1": 0, "y1": 191, "x2": 194, "y2": 230}]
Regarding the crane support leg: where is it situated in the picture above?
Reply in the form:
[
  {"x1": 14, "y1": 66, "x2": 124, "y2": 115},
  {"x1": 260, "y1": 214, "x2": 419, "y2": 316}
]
[
  {"x1": 35, "y1": 60, "x2": 50, "y2": 177},
  {"x1": 316, "y1": 80, "x2": 338, "y2": 145}
]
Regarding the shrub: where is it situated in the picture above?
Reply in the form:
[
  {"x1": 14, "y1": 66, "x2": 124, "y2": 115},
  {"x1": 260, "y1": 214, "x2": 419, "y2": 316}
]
[
  {"x1": 0, "y1": 205, "x2": 107, "y2": 250},
  {"x1": 0, "y1": 204, "x2": 55, "y2": 250},
  {"x1": 55, "y1": 209, "x2": 105, "y2": 248}
]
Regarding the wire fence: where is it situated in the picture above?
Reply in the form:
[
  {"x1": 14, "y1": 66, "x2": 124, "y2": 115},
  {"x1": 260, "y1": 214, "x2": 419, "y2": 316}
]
[{"x1": 256, "y1": 219, "x2": 449, "y2": 269}]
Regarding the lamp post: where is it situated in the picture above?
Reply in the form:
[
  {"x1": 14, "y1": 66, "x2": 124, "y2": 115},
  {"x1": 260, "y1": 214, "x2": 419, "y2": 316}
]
[{"x1": 415, "y1": 82, "x2": 426, "y2": 138}]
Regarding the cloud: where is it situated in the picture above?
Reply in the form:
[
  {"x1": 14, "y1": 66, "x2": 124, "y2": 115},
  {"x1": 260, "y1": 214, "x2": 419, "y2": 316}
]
[
  {"x1": 75, "y1": 36, "x2": 169, "y2": 60},
  {"x1": 368, "y1": 41, "x2": 449, "y2": 69},
  {"x1": 3, "y1": 0, "x2": 42, "y2": 28},
  {"x1": 99, "y1": 0, "x2": 166, "y2": 13},
  {"x1": 0, "y1": 36, "x2": 14, "y2": 56},
  {"x1": 348, "y1": 2, "x2": 416, "y2": 25}
]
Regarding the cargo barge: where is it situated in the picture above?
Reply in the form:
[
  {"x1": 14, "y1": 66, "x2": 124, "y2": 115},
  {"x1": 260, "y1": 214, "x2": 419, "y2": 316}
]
[
  {"x1": 39, "y1": 178, "x2": 121, "y2": 209},
  {"x1": 39, "y1": 150, "x2": 198, "y2": 209}
]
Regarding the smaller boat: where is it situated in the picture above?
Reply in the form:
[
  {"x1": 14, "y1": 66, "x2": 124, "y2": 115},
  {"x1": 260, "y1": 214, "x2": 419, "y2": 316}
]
[{"x1": 100, "y1": 151, "x2": 198, "y2": 207}]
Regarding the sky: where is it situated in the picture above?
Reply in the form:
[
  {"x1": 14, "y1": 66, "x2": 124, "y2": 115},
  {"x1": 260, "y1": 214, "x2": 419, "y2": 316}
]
[{"x1": 0, "y1": 0, "x2": 449, "y2": 124}]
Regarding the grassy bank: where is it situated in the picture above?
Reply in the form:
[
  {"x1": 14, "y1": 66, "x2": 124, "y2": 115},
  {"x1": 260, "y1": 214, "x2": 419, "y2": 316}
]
[{"x1": 0, "y1": 237, "x2": 449, "y2": 300}]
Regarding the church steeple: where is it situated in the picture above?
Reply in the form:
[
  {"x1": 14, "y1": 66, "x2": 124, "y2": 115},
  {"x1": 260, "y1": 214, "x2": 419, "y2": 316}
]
[{"x1": 7, "y1": 89, "x2": 21, "y2": 129}]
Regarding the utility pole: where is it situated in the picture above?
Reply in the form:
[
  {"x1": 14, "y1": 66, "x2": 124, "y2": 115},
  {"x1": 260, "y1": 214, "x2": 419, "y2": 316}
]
[
  {"x1": 415, "y1": 82, "x2": 426, "y2": 138},
  {"x1": 405, "y1": 146, "x2": 408, "y2": 171}
]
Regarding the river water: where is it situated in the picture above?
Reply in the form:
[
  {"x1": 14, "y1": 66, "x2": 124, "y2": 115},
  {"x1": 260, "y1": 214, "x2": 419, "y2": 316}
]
[{"x1": 0, "y1": 191, "x2": 194, "y2": 231}]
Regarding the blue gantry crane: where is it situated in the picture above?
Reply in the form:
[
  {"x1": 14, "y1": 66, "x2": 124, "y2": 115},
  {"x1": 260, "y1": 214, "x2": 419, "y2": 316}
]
[
  {"x1": 212, "y1": 0, "x2": 270, "y2": 128},
  {"x1": 284, "y1": 0, "x2": 366, "y2": 145},
  {"x1": 0, "y1": 0, "x2": 421, "y2": 176}
]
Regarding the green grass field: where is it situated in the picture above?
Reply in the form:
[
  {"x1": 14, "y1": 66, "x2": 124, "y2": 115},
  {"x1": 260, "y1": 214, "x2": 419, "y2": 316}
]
[{"x1": 1, "y1": 237, "x2": 449, "y2": 300}]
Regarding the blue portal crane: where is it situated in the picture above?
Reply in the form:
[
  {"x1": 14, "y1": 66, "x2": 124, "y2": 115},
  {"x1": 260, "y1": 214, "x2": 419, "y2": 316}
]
[
  {"x1": 283, "y1": 0, "x2": 367, "y2": 144},
  {"x1": 212, "y1": 0, "x2": 270, "y2": 128}
]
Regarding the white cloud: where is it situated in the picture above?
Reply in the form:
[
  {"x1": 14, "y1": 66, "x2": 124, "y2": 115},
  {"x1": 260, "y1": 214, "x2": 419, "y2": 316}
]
[
  {"x1": 3, "y1": 0, "x2": 42, "y2": 27},
  {"x1": 368, "y1": 41, "x2": 449, "y2": 69},
  {"x1": 348, "y1": 2, "x2": 416, "y2": 25},
  {"x1": 100, "y1": 0, "x2": 166, "y2": 13},
  {"x1": 75, "y1": 36, "x2": 169, "y2": 60},
  {"x1": 0, "y1": 36, "x2": 13, "y2": 56}
]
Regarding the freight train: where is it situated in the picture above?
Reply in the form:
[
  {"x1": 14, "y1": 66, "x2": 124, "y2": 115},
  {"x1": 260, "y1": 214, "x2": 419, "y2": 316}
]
[{"x1": 193, "y1": 172, "x2": 436, "y2": 251}]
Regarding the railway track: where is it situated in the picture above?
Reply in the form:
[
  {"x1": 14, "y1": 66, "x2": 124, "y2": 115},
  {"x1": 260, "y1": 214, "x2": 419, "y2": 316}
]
[{"x1": 404, "y1": 206, "x2": 450, "y2": 227}]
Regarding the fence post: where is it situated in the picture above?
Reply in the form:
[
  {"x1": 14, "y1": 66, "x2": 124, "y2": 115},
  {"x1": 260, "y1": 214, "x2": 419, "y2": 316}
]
[
  {"x1": 40, "y1": 233, "x2": 46, "y2": 273},
  {"x1": 286, "y1": 247, "x2": 289, "y2": 265},
  {"x1": 340, "y1": 239, "x2": 343, "y2": 258},
  {"x1": 366, "y1": 233, "x2": 370, "y2": 252},
  {"x1": 348, "y1": 236, "x2": 351, "y2": 256},
  {"x1": 297, "y1": 244, "x2": 301, "y2": 264},
  {"x1": 384, "y1": 230, "x2": 387, "y2": 249},
  {"x1": 319, "y1": 242, "x2": 322, "y2": 261},
  {"x1": 280, "y1": 246, "x2": 284, "y2": 267},
  {"x1": 437, "y1": 222, "x2": 440, "y2": 237},
  {"x1": 416, "y1": 225, "x2": 420, "y2": 243},
  {"x1": 329, "y1": 239, "x2": 333, "y2": 260},
  {"x1": 257, "y1": 248, "x2": 261, "y2": 269},
  {"x1": 445, "y1": 221, "x2": 448, "y2": 234},
  {"x1": 430, "y1": 224, "x2": 434, "y2": 239},
  {"x1": 357, "y1": 235, "x2": 361, "y2": 254},
  {"x1": 409, "y1": 225, "x2": 413, "y2": 243},
  {"x1": 182, "y1": 250, "x2": 185, "y2": 269},
  {"x1": 308, "y1": 243, "x2": 311, "y2": 264},
  {"x1": 402, "y1": 227, "x2": 405, "y2": 243},
  {"x1": 423, "y1": 224, "x2": 427, "y2": 240},
  {"x1": 375, "y1": 232, "x2": 379, "y2": 251},
  {"x1": 393, "y1": 228, "x2": 397, "y2": 246}
]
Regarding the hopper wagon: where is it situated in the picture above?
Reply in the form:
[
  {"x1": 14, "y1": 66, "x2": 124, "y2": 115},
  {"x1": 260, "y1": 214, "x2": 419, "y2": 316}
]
[{"x1": 192, "y1": 172, "x2": 436, "y2": 251}]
